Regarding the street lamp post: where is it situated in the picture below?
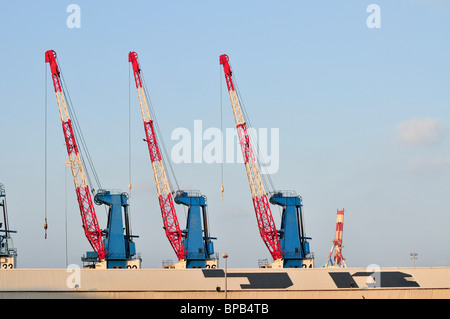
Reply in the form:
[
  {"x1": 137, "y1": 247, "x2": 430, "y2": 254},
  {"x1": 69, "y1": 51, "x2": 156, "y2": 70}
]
[
  {"x1": 222, "y1": 253, "x2": 228, "y2": 299},
  {"x1": 410, "y1": 252, "x2": 418, "y2": 267}
]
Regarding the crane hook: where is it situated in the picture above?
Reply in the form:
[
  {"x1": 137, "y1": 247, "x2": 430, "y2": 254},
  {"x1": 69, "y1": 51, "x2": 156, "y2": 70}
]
[
  {"x1": 44, "y1": 218, "x2": 48, "y2": 239},
  {"x1": 221, "y1": 184, "x2": 224, "y2": 200}
]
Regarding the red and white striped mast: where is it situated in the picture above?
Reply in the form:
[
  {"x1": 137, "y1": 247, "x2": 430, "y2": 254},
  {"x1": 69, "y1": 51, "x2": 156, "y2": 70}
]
[{"x1": 325, "y1": 209, "x2": 347, "y2": 268}]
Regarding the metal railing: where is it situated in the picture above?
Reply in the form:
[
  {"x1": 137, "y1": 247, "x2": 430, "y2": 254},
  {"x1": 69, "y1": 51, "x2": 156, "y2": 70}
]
[{"x1": 269, "y1": 190, "x2": 299, "y2": 198}]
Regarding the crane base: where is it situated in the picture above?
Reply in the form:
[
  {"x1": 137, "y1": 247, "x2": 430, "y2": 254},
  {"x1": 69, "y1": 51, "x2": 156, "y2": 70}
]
[
  {"x1": 259, "y1": 258, "x2": 315, "y2": 269},
  {"x1": 83, "y1": 260, "x2": 107, "y2": 269},
  {"x1": 163, "y1": 258, "x2": 219, "y2": 269},
  {"x1": 259, "y1": 259, "x2": 283, "y2": 269},
  {"x1": 82, "y1": 259, "x2": 141, "y2": 269},
  {"x1": 163, "y1": 259, "x2": 187, "y2": 269}
]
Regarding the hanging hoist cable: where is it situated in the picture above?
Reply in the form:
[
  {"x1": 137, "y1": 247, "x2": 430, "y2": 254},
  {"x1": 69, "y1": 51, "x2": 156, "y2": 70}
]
[
  {"x1": 220, "y1": 65, "x2": 224, "y2": 200},
  {"x1": 44, "y1": 63, "x2": 48, "y2": 239},
  {"x1": 128, "y1": 62, "x2": 132, "y2": 196},
  {"x1": 127, "y1": 62, "x2": 133, "y2": 237}
]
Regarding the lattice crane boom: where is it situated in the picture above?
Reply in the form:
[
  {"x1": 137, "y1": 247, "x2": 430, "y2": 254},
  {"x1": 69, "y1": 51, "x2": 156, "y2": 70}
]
[
  {"x1": 220, "y1": 54, "x2": 282, "y2": 261},
  {"x1": 128, "y1": 52, "x2": 185, "y2": 261},
  {"x1": 45, "y1": 50, "x2": 106, "y2": 260}
]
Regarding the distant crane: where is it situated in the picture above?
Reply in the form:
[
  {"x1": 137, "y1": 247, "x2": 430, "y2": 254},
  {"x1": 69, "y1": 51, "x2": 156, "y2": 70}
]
[
  {"x1": 129, "y1": 51, "x2": 217, "y2": 268},
  {"x1": 324, "y1": 209, "x2": 347, "y2": 268},
  {"x1": 0, "y1": 183, "x2": 17, "y2": 269},
  {"x1": 45, "y1": 50, "x2": 140, "y2": 269},
  {"x1": 220, "y1": 54, "x2": 313, "y2": 268}
]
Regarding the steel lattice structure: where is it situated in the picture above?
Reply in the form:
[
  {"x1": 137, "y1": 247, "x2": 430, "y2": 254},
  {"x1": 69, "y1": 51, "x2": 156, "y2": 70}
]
[
  {"x1": 220, "y1": 54, "x2": 282, "y2": 261},
  {"x1": 129, "y1": 52, "x2": 185, "y2": 261},
  {"x1": 45, "y1": 50, "x2": 106, "y2": 260}
]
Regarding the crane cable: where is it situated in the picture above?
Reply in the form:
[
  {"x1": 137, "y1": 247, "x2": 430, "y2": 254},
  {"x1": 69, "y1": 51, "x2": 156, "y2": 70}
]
[
  {"x1": 57, "y1": 57, "x2": 103, "y2": 197},
  {"x1": 44, "y1": 57, "x2": 105, "y2": 239},
  {"x1": 138, "y1": 58, "x2": 180, "y2": 193},
  {"x1": 44, "y1": 64, "x2": 48, "y2": 239},
  {"x1": 227, "y1": 64, "x2": 276, "y2": 194},
  {"x1": 128, "y1": 62, "x2": 133, "y2": 236},
  {"x1": 220, "y1": 65, "x2": 224, "y2": 200},
  {"x1": 128, "y1": 62, "x2": 132, "y2": 196}
]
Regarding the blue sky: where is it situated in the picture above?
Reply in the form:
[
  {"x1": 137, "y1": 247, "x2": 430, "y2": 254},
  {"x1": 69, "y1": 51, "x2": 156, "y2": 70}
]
[{"x1": 0, "y1": 1, "x2": 449, "y2": 269}]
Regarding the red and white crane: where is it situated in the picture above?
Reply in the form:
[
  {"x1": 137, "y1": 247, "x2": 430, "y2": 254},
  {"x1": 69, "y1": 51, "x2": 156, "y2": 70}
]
[
  {"x1": 45, "y1": 50, "x2": 106, "y2": 261},
  {"x1": 324, "y1": 209, "x2": 347, "y2": 268},
  {"x1": 128, "y1": 52, "x2": 186, "y2": 262},
  {"x1": 219, "y1": 54, "x2": 283, "y2": 262}
]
